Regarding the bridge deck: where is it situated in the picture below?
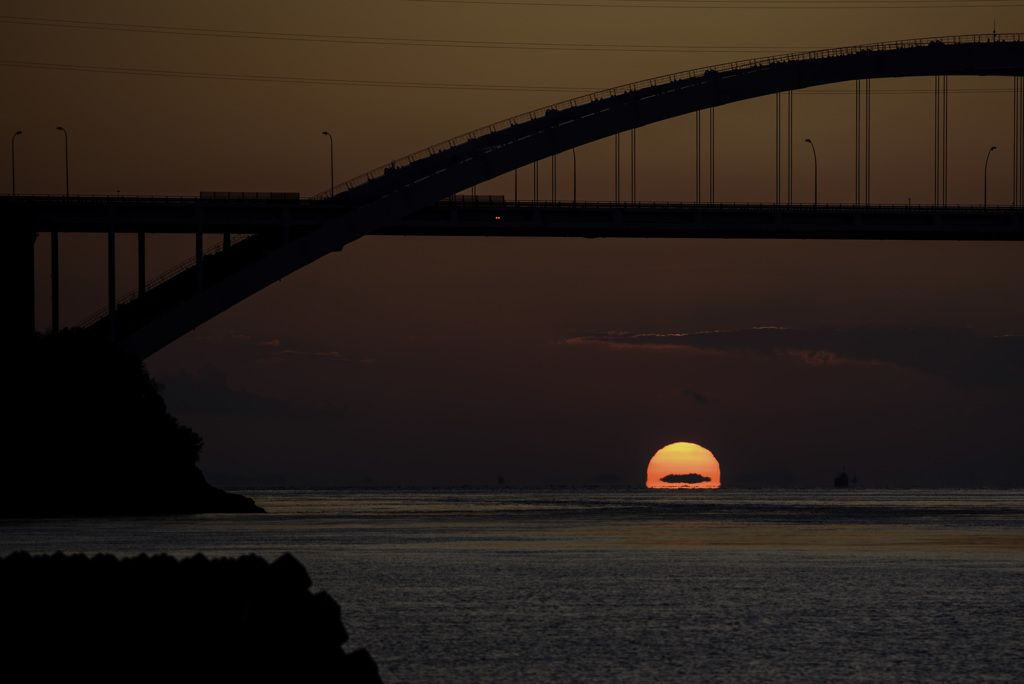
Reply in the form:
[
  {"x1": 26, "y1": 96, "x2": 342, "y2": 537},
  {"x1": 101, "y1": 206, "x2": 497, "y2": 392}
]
[
  {"x1": 387, "y1": 202, "x2": 1024, "y2": 240},
  {"x1": 8, "y1": 196, "x2": 1024, "y2": 240}
]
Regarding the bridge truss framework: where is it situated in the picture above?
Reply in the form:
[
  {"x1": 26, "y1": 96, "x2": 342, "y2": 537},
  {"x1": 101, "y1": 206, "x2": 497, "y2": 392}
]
[{"x1": 8, "y1": 33, "x2": 1024, "y2": 358}]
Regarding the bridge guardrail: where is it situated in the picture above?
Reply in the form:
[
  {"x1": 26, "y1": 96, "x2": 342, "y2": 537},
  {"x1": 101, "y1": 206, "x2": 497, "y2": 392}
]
[
  {"x1": 311, "y1": 32, "x2": 1023, "y2": 201},
  {"x1": 4, "y1": 193, "x2": 324, "y2": 204},
  {"x1": 426, "y1": 198, "x2": 1024, "y2": 212}
]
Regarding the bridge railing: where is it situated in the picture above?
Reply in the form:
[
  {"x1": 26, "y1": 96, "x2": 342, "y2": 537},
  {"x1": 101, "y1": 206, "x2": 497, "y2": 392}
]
[
  {"x1": 4, "y1": 193, "x2": 325, "y2": 204},
  {"x1": 311, "y1": 32, "x2": 1022, "y2": 201},
  {"x1": 430, "y1": 197, "x2": 1022, "y2": 212}
]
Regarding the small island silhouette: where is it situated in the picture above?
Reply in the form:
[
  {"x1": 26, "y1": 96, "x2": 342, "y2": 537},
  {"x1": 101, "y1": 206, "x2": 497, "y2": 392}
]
[
  {"x1": 5, "y1": 329, "x2": 261, "y2": 516},
  {"x1": 660, "y1": 473, "x2": 712, "y2": 484}
]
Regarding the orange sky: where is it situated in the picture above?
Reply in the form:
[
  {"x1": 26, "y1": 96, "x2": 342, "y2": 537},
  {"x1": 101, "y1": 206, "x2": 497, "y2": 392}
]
[{"x1": 6, "y1": 3, "x2": 1024, "y2": 487}]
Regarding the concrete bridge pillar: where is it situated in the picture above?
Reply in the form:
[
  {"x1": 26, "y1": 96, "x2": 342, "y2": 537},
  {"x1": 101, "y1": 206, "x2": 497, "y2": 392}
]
[
  {"x1": 15, "y1": 220, "x2": 35, "y2": 340},
  {"x1": 50, "y1": 231, "x2": 58, "y2": 333},
  {"x1": 1015, "y1": 76, "x2": 1023, "y2": 207},
  {"x1": 107, "y1": 229, "x2": 116, "y2": 340}
]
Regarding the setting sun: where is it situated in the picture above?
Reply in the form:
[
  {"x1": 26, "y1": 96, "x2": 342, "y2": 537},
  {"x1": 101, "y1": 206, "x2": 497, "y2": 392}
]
[{"x1": 646, "y1": 443, "x2": 721, "y2": 489}]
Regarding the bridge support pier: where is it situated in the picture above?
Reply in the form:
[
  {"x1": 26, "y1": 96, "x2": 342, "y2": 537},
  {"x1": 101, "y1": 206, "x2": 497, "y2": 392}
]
[
  {"x1": 195, "y1": 231, "x2": 204, "y2": 295},
  {"x1": 776, "y1": 93, "x2": 781, "y2": 204},
  {"x1": 935, "y1": 75, "x2": 949, "y2": 206},
  {"x1": 788, "y1": 91, "x2": 793, "y2": 204},
  {"x1": 1015, "y1": 75, "x2": 1023, "y2": 207},
  {"x1": 694, "y1": 107, "x2": 716, "y2": 203},
  {"x1": 615, "y1": 132, "x2": 620, "y2": 202},
  {"x1": 50, "y1": 231, "x2": 59, "y2": 332},
  {"x1": 17, "y1": 224, "x2": 35, "y2": 341},
  {"x1": 709, "y1": 108, "x2": 716, "y2": 203},
  {"x1": 695, "y1": 110, "x2": 700, "y2": 203},
  {"x1": 107, "y1": 229, "x2": 116, "y2": 340},
  {"x1": 611, "y1": 131, "x2": 637, "y2": 203},
  {"x1": 855, "y1": 79, "x2": 871, "y2": 205},
  {"x1": 775, "y1": 91, "x2": 794, "y2": 205},
  {"x1": 138, "y1": 232, "x2": 146, "y2": 300},
  {"x1": 551, "y1": 154, "x2": 556, "y2": 201},
  {"x1": 631, "y1": 128, "x2": 636, "y2": 203}
]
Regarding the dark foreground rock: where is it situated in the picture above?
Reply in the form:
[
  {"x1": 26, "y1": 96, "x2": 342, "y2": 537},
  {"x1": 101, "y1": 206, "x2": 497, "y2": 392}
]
[
  {"x1": 6, "y1": 329, "x2": 262, "y2": 515},
  {"x1": 0, "y1": 551, "x2": 381, "y2": 681}
]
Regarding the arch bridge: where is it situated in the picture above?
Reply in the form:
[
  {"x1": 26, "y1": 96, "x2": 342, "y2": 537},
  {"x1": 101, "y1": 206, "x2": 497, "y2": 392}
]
[{"x1": 12, "y1": 33, "x2": 1024, "y2": 358}]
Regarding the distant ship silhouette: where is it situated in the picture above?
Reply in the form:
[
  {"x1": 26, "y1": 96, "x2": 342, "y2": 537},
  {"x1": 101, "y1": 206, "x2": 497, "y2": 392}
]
[{"x1": 834, "y1": 467, "x2": 850, "y2": 488}]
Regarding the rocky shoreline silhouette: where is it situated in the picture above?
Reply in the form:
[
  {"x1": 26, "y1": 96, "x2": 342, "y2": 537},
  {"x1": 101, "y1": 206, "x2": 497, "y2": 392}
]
[{"x1": 0, "y1": 551, "x2": 381, "y2": 681}]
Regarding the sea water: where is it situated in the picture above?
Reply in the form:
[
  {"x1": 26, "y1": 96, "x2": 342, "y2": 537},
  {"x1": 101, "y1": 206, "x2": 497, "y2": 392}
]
[{"x1": 2, "y1": 488, "x2": 1022, "y2": 683}]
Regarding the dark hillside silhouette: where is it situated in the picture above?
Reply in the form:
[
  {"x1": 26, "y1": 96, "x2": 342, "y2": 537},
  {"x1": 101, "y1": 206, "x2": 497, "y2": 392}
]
[{"x1": 4, "y1": 329, "x2": 261, "y2": 515}]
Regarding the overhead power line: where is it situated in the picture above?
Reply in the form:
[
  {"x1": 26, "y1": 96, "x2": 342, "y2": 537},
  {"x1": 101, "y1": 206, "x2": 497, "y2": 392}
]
[
  {"x1": 0, "y1": 58, "x2": 1014, "y2": 95},
  {"x1": 0, "y1": 59, "x2": 596, "y2": 93},
  {"x1": 0, "y1": 15, "x2": 824, "y2": 53}
]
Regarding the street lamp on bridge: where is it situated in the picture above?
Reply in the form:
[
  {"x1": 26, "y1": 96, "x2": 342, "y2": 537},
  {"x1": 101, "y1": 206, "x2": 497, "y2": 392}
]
[
  {"x1": 56, "y1": 126, "x2": 68, "y2": 197},
  {"x1": 804, "y1": 138, "x2": 818, "y2": 207},
  {"x1": 11, "y1": 130, "x2": 21, "y2": 195},
  {"x1": 322, "y1": 131, "x2": 334, "y2": 197},
  {"x1": 984, "y1": 145, "x2": 997, "y2": 208}
]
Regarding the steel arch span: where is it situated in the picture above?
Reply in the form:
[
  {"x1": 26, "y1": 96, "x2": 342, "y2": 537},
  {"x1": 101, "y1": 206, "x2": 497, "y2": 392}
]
[{"x1": 111, "y1": 34, "x2": 1023, "y2": 358}]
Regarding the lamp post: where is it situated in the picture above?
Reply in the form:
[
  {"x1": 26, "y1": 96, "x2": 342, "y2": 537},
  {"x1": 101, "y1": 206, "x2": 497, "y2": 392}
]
[
  {"x1": 321, "y1": 131, "x2": 334, "y2": 197},
  {"x1": 984, "y1": 145, "x2": 996, "y2": 208},
  {"x1": 804, "y1": 138, "x2": 818, "y2": 206},
  {"x1": 56, "y1": 126, "x2": 68, "y2": 196},
  {"x1": 11, "y1": 130, "x2": 21, "y2": 195}
]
